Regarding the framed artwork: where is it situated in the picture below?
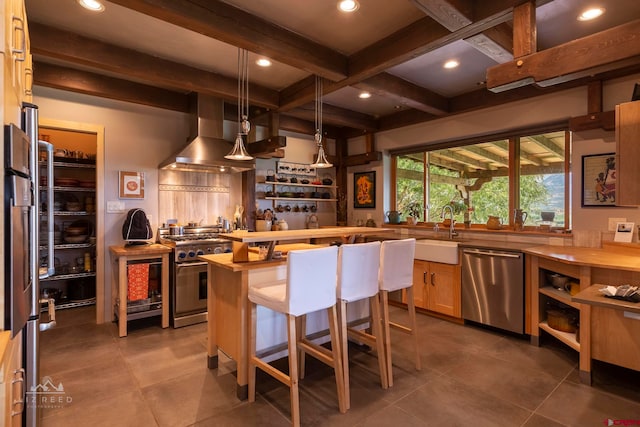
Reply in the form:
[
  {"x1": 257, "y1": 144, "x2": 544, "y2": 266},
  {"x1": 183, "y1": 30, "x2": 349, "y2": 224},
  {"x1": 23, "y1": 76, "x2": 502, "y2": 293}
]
[
  {"x1": 581, "y1": 153, "x2": 616, "y2": 207},
  {"x1": 354, "y1": 171, "x2": 375, "y2": 209},
  {"x1": 119, "y1": 171, "x2": 145, "y2": 199}
]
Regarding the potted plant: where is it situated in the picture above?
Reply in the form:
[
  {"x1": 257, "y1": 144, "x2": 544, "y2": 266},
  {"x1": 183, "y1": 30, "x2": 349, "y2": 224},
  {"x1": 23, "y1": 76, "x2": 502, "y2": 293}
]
[{"x1": 404, "y1": 201, "x2": 422, "y2": 226}]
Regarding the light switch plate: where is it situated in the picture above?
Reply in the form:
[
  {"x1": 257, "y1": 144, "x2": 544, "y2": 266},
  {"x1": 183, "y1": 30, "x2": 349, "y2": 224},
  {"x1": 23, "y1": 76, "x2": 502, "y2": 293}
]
[
  {"x1": 107, "y1": 200, "x2": 125, "y2": 213},
  {"x1": 608, "y1": 217, "x2": 627, "y2": 232}
]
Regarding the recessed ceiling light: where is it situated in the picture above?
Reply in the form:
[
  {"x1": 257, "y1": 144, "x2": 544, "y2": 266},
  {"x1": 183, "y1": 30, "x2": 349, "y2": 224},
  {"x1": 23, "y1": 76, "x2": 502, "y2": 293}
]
[
  {"x1": 338, "y1": 0, "x2": 359, "y2": 13},
  {"x1": 444, "y1": 60, "x2": 459, "y2": 69},
  {"x1": 578, "y1": 7, "x2": 605, "y2": 21},
  {"x1": 256, "y1": 58, "x2": 272, "y2": 67},
  {"x1": 77, "y1": 0, "x2": 105, "y2": 12},
  {"x1": 358, "y1": 92, "x2": 371, "y2": 99}
]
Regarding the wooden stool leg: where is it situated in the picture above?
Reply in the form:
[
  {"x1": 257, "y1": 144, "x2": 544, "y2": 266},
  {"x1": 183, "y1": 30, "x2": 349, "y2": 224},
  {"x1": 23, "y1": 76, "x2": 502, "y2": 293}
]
[
  {"x1": 406, "y1": 286, "x2": 421, "y2": 371},
  {"x1": 248, "y1": 302, "x2": 258, "y2": 402},
  {"x1": 287, "y1": 314, "x2": 301, "y2": 427},
  {"x1": 370, "y1": 294, "x2": 388, "y2": 389},
  {"x1": 298, "y1": 315, "x2": 307, "y2": 379},
  {"x1": 338, "y1": 299, "x2": 350, "y2": 410},
  {"x1": 328, "y1": 305, "x2": 347, "y2": 414},
  {"x1": 380, "y1": 290, "x2": 394, "y2": 387}
]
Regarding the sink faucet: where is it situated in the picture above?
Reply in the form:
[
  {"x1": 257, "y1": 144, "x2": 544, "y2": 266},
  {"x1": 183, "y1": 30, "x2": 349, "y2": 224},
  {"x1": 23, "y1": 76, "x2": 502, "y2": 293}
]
[{"x1": 441, "y1": 205, "x2": 458, "y2": 240}]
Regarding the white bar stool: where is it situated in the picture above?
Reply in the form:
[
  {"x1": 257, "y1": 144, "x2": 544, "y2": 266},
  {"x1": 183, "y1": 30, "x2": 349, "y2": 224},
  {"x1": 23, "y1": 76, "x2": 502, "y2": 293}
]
[
  {"x1": 336, "y1": 241, "x2": 387, "y2": 410},
  {"x1": 379, "y1": 238, "x2": 420, "y2": 386},
  {"x1": 247, "y1": 245, "x2": 347, "y2": 426}
]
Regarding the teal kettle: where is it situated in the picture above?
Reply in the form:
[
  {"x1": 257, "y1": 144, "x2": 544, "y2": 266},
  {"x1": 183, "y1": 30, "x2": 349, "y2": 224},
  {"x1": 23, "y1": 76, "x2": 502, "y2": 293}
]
[{"x1": 386, "y1": 210, "x2": 401, "y2": 224}]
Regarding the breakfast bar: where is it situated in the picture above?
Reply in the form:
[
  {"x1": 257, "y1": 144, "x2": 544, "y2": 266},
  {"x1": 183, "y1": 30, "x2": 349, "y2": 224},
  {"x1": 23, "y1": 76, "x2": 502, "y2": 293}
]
[{"x1": 200, "y1": 227, "x2": 391, "y2": 399}]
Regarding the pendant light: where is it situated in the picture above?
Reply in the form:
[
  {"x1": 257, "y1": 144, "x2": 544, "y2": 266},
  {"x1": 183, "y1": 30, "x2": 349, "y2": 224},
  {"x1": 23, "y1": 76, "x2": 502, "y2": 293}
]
[
  {"x1": 225, "y1": 48, "x2": 253, "y2": 161},
  {"x1": 312, "y1": 75, "x2": 332, "y2": 168}
]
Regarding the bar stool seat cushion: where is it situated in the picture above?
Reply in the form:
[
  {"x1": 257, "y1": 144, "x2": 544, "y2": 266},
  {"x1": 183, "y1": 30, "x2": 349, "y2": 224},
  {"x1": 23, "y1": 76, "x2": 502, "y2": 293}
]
[{"x1": 249, "y1": 246, "x2": 339, "y2": 316}]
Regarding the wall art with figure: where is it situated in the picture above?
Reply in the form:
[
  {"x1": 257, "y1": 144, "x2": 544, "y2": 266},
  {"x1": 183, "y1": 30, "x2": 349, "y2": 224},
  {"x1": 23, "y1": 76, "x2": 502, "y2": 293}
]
[
  {"x1": 353, "y1": 171, "x2": 375, "y2": 209},
  {"x1": 582, "y1": 153, "x2": 616, "y2": 207}
]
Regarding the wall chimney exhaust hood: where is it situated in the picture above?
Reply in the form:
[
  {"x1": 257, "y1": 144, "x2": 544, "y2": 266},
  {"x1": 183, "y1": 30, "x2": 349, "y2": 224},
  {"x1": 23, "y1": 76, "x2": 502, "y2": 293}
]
[{"x1": 159, "y1": 94, "x2": 255, "y2": 173}]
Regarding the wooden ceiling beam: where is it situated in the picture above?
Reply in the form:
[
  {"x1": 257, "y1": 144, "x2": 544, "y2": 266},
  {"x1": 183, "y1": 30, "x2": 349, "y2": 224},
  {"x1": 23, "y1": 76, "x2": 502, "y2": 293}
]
[
  {"x1": 33, "y1": 61, "x2": 190, "y2": 112},
  {"x1": 409, "y1": 0, "x2": 474, "y2": 31},
  {"x1": 285, "y1": 103, "x2": 379, "y2": 132},
  {"x1": 464, "y1": 23, "x2": 513, "y2": 64},
  {"x1": 526, "y1": 135, "x2": 565, "y2": 159},
  {"x1": 279, "y1": 0, "x2": 551, "y2": 112},
  {"x1": 486, "y1": 18, "x2": 640, "y2": 92},
  {"x1": 354, "y1": 73, "x2": 450, "y2": 115},
  {"x1": 491, "y1": 140, "x2": 543, "y2": 166},
  {"x1": 512, "y1": 1, "x2": 537, "y2": 58},
  {"x1": 107, "y1": 0, "x2": 347, "y2": 81},
  {"x1": 30, "y1": 23, "x2": 280, "y2": 109}
]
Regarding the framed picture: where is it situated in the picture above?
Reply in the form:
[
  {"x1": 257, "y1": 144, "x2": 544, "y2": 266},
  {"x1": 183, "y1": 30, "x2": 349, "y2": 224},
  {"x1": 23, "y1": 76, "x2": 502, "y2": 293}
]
[
  {"x1": 119, "y1": 171, "x2": 145, "y2": 199},
  {"x1": 354, "y1": 171, "x2": 375, "y2": 209},
  {"x1": 614, "y1": 222, "x2": 635, "y2": 242},
  {"x1": 581, "y1": 153, "x2": 616, "y2": 207}
]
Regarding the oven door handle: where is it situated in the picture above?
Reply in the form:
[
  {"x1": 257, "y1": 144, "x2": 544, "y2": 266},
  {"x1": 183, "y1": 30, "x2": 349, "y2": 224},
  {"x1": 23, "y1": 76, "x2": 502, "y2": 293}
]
[{"x1": 175, "y1": 261, "x2": 209, "y2": 270}]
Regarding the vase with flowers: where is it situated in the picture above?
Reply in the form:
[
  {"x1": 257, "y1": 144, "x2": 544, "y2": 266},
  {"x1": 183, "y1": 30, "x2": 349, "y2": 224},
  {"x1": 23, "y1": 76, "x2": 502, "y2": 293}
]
[{"x1": 404, "y1": 200, "x2": 423, "y2": 226}]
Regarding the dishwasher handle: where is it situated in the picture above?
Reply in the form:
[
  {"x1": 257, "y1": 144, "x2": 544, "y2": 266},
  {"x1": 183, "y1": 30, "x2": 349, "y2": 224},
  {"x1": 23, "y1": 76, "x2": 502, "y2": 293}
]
[{"x1": 462, "y1": 248, "x2": 521, "y2": 259}]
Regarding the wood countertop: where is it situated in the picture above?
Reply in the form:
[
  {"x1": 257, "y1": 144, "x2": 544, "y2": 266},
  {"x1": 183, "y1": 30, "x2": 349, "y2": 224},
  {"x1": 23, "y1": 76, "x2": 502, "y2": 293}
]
[
  {"x1": 572, "y1": 285, "x2": 640, "y2": 314},
  {"x1": 199, "y1": 243, "x2": 318, "y2": 272},
  {"x1": 524, "y1": 243, "x2": 640, "y2": 272},
  {"x1": 109, "y1": 243, "x2": 172, "y2": 257},
  {"x1": 218, "y1": 227, "x2": 391, "y2": 243}
]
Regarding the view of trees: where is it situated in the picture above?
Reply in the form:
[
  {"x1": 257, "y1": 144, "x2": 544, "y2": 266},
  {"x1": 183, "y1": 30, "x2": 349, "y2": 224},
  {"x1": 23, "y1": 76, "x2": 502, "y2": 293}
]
[{"x1": 395, "y1": 139, "x2": 565, "y2": 227}]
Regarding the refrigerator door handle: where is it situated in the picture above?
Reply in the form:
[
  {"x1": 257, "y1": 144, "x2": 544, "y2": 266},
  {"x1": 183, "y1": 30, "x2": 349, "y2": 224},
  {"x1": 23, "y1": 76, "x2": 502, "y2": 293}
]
[
  {"x1": 39, "y1": 298, "x2": 56, "y2": 331},
  {"x1": 38, "y1": 141, "x2": 55, "y2": 278}
]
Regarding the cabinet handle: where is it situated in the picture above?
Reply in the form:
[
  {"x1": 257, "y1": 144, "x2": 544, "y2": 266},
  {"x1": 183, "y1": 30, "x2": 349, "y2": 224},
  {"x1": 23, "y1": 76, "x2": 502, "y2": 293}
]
[
  {"x1": 24, "y1": 67, "x2": 33, "y2": 96},
  {"x1": 430, "y1": 272, "x2": 436, "y2": 286},
  {"x1": 11, "y1": 368, "x2": 25, "y2": 416},
  {"x1": 423, "y1": 271, "x2": 426, "y2": 284},
  {"x1": 11, "y1": 16, "x2": 26, "y2": 62}
]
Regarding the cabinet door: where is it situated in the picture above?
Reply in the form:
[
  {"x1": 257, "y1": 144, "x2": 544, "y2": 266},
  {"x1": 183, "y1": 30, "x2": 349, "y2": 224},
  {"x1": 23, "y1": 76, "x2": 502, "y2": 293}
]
[
  {"x1": 409, "y1": 260, "x2": 428, "y2": 309},
  {"x1": 1, "y1": 331, "x2": 24, "y2": 427},
  {"x1": 426, "y1": 262, "x2": 461, "y2": 318},
  {"x1": 616, "y1": 101, "x2": 640, "y2": 206}
]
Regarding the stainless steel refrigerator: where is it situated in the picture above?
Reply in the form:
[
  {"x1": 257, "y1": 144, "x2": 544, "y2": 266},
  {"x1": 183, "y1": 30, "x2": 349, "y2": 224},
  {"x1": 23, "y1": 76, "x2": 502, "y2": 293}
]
[{"x1": 4, "y1": 103, "x2": 56, "y2": 426}]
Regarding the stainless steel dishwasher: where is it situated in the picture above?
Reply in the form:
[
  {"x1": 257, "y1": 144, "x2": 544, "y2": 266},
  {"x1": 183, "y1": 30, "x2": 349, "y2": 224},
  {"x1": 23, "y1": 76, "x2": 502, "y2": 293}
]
[{"x1": 461, "y1": 248, "x2": 524, "y2": 334}]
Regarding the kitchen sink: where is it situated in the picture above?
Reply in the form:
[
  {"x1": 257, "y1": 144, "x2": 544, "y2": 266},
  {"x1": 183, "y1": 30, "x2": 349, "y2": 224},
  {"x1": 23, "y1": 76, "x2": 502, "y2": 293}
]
[{"x1": 414, "y1": 239, "x2": 459, "y2": 264}]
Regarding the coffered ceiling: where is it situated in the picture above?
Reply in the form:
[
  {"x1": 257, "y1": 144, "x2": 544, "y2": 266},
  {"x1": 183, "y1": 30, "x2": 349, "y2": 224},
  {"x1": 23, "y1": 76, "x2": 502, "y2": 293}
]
[{"x1": 25, "y1": 0, "x2": 640, "y2": 138}]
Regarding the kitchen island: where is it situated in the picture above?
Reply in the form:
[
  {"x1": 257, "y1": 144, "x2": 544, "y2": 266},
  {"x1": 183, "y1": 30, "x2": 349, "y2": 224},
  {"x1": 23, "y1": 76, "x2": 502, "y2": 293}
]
[{"x1": 201, "y1": 227, "x2": 391, "y2": 399}]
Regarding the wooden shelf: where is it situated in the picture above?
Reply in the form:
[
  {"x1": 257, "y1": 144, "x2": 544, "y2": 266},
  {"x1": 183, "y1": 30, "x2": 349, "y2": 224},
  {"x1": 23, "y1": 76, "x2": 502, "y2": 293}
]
[
  {"x1": 262, "y1": 197, "x2": 336, "y2": 202},
  {"x1": 539, "y1": 286, "x2": 581, "y2": 310},
  {"x1": 41, "y1": 271, "x2": 96, "y2": 282},
  {"x1": 258, "y1": 181, "x2": 336, "y2": 189},
  {"x1": 539, "y1": 321, "x2": 580, "y2": 351}
]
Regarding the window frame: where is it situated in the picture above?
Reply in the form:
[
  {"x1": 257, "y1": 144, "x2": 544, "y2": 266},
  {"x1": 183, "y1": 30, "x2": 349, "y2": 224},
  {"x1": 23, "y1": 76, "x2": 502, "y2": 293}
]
[{"x1": 390, "y1": 123, "x2": 571, "y2": 231}]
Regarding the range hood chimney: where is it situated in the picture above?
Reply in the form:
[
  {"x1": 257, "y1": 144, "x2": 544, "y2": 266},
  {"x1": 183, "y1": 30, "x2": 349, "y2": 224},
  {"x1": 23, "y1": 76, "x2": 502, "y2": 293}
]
[{"x1": 159, "y1": 94, "x2": 255, "y2": 173}]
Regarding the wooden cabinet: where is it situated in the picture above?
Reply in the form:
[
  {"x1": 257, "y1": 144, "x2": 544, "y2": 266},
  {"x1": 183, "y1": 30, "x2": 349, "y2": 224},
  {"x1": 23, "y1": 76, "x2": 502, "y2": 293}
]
[
  {"x1": 0, "y1": 331, "x2": 24, "y2": 427},
  {"x1": 616, "y1": 100, "x2": 640, "y2": 206},
  {"x1": 409, "y1": 260, "x2": 461, "y2": 318},
  {"x1": 2, "y1": 0, "x2": 30, "y2": 125}
]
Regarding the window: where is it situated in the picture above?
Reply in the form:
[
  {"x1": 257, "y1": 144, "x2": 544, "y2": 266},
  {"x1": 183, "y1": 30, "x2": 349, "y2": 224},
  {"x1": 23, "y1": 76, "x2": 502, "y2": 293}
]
[{"x1": 393, "y1": 129, "x2": 570, "y2": 230}]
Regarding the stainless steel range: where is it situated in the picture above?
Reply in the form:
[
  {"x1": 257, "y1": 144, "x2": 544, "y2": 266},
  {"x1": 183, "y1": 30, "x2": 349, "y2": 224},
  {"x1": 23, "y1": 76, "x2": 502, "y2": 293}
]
[{"x1": 157, "y1": 225, "x2": 231, "y2": 327}]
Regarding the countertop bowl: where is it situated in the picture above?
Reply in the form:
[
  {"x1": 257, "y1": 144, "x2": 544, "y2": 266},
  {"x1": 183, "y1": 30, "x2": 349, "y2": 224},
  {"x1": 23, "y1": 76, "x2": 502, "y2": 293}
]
[
  {"x1": 64, "y1": 234, "x2": 88, "y2": 244},
  {"x1": 547, "y1": 273, "x2": 569, "y2": 289}
]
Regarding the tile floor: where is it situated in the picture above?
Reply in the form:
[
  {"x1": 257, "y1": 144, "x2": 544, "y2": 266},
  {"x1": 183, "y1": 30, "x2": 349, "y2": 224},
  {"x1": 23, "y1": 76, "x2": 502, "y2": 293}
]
[{"x1": 39, "y1": 306, "x2": 640, "y2": 426}]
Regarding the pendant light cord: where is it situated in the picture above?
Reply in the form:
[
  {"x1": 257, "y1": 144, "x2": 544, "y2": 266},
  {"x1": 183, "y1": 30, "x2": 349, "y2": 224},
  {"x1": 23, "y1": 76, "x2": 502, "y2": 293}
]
[
  {"x1": 238, "y1": 49, "x2": 250, "y2": 134},
  {"x1": 315, "y1": 75, "x2": 323, "y2": 144}
]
